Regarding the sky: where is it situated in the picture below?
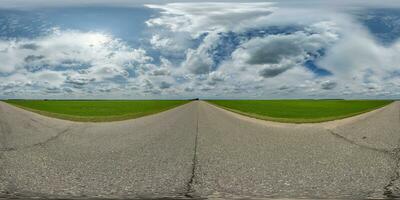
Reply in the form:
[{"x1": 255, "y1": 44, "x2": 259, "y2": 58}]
[{"x1": 0, "y1": 1, "x2": 400, "y2": 99}]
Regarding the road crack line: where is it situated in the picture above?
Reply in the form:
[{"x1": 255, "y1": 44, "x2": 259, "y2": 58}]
[
  {"x1": 326, "y1": 129, "x2": 390, "y2": 154},
  {"x1": 328, "y1": 127, "x2": 400, "y2": 198},
  {"x1": 383, "y1": 103, "x2": 400, "y2": 198},
  {"x1": 384, "y1": 148, "x2": 400, "y2": 198},
  {"x1": 184, "y1": 102, "x2": 200, "y2": 198},
  {"x1": 30, "y1": 127, "x2": 72, "y2": 148},
  {"x1": 0, "y1": 126, "x2": 73, "y2": 152}
]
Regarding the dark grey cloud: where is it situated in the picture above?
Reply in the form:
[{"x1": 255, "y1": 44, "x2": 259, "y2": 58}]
[
  {"x1": 159, "y1": 81, "x2": 172, "y2": 89},
  {"x1": 259, "y1": 65, "x2": 291, "y2": 78},
  {"x1": 65, "y1": 76, "x2": 95, "y2": 88},
  {"x1": 19, "y1": 43, "x2": 40, "y2": 50},
  {"x1": 231, "y1": 86, "x2": 246, "y2": 94},
  {"x1": 99, "y1": 88, "x2": 112, "y2": 92},
  {"x1": 367, "y1": 85, "x2": 377, "y2": 90},
  {"x1": 246, "y1": 38, "x2": 302, "y2": 65},
  {"x1": 1, "y1": 83, "x2": 22, "y2": 91},
  {"x1": 207, "y1": 74, "x2": 224, "y2": 85},
  {"x1": 184, "y1": 87, "x2": 194, "y2": 92},
  {"x1": 63, "y1": 88, "x2": 73, "y2": 93},
  {"x1": 207, "y1": 81, "x2": 218, "y2": 86},
  {"x1": 151, "y1": 68, "x2": 170, "y2": 76},
  {"x1": 278, "y1": 85, "x2": 290, "y2": 90},
  {"x1": 187, "y1": 59, "x2": 211, "y2": 74},
  {"x1": 143, "y1": 89, "x2": 161, "y2": 95},
  {"x1": 45, "y1": 87, "x2": 62, "y2": 93},
  {"x1": 200, "y1": 87, "x2": 212, "y2": 91},
  {"x1": 24, "y1": 55, "x2": 45, "y2": 62},
  {"x1": 142, "y1": 79, "x2": 154, "y2": 90},
  {"x1": 321, "y1": 81, "x2": 337, "y2": 90}
]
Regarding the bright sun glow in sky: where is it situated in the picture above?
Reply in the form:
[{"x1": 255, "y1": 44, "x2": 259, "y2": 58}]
[{"x1": 0, "y1": 0, "x2": 400, "y2": 99}]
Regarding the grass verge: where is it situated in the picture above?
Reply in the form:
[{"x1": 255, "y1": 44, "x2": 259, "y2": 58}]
[
  {"x1": 4, "y1": 100, "x2": 190, "y2": 122},
  {"x1": 207, "y1": 100, "x2": 393, "y2": 123}
]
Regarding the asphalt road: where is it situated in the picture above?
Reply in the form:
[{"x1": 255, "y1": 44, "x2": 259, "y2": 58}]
[{"x1": 0, "y1": 101, "x2": 399, "y2": 199}]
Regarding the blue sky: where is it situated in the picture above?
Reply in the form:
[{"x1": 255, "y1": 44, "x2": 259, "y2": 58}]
[{"x1": 0, "y1": 1, "x2": 400, "y2": 99}]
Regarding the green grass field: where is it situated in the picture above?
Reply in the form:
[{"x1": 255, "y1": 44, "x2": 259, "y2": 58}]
[
  {"x1": 208, "y1": 100, "x2": 392, "y2": 123},
  {"x1": 4, "y1": 100, "x2": 189, "y2": 122}
]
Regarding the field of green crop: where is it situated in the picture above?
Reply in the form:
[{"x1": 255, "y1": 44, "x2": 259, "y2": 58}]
[
  {"x1": 208, "y1": 100, "x2": 392, "y2": 123},
  {"x1": 4, "y1": 100, "x2": 189, "y2": 122}
]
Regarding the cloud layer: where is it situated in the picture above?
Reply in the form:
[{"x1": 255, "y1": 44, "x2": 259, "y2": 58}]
[{"x1": 0, "y1": 2, "x2": 400, "y2": 99}]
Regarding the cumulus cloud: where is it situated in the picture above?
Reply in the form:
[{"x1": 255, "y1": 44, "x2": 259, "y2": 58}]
[
  {"x1": 0, "y1": 30, "x2": 151, "y2": 73},
  {"x1": 145, "y1": 2, "x2": 400, "y2": 99},
  {"x1": 246, "y1": 39, "x2": 302, "y2": 65},
  {"x1": 183, "y1": 48, "x2": 212, "y2": 74},
  {"x1": 0, "y1": 29, "x2": 154, "y2": 98},
  {"x1": 146, "y1": 2, "x2": 276, "y2": 36},
  {"x1": 228, "y1": 25, "x2": 338, "y2": 79},
  {"x1": 144, "y1": 2, "x2": 344, "y2": 99},
  {"x1": 2, "y1": 0, "x2": 400, "y2": 9},
  {"x1": 1, "y1": 2, "x2": 400, "y2": 99}
]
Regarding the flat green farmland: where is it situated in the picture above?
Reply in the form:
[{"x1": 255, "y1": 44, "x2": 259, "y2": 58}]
[
  {"x1": 207, "y1": 100, "x2": 392, "y2": 123},
  {"x1": 4, "y1": 100, "x2": 189, "y2": 122}
]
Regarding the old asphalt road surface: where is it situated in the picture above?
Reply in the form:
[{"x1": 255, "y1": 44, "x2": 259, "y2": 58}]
[{"x1": 0, "y1": 101, "x2": 399, "y2": 199}]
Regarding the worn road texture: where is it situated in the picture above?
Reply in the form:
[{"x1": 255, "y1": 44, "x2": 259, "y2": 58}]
[{"x1": 0, "y1": 101, "x2": 399, "y2": 199}]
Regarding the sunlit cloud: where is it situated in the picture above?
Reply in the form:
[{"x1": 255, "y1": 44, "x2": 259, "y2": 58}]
[{"x1": 0, "y1": 2, "x2": 399, "y2": 99}]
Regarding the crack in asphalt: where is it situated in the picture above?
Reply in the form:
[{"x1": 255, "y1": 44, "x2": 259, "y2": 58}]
[
  {"x1": 184, "y1": 103, "x2": 200, "y2": 198},
  {"x1": 30, "y1": 127, "x2": 72, "y2": 148},
  {"x1": 0, "y1": 104, "x2": 75, "y2": 153},
  {"x1": 328, "y1": 104, "x2": 400, "y2": 198},
  {"x1": 326, "y1": 129, "x2": 390, "y2": 154},
  {"x1": 0, "y1": 127, "x2": 72, "y2": 152},
  {"x1": 0, "y1": 190, "x2": 198, "y2": 200},
  {"x1": 327, "y1": 128, "x2": 400, "y2": 198},
  {"x1": 384, "y1": 148, "x2": 400, "y2": 198},
  {"x1": 383, "y1": 103, "x2": 400, "y2": 198},
  {"x1": 1, "y1": 101, "x2": 399, "y2": 199}
]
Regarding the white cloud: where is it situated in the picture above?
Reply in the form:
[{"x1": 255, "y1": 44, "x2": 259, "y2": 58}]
[
  {"x1": 1, "y1": 2, "x2": 400, "y2": 99},
  {"x1": 143, "y1": 2, "x2": 400, "y2": 99},
  {"x1": 0, "y1": 29, "x2": 151, "y2": 73},
  {"x1": 150, "y1": 34, "x2": 186, "y2": 52},
  {"x1": 144, "y1": 2, "x2": 342, "y2": 97},
  {"x1": 2, "y1": 0, "x2": 400, "y2": 9},
  {"x1": 181, "y1": 46, "x2": 213, "y2": 74},
  {"x1": 227, "y1": 26, "x2": 338, "y2": 79},
  {"x1": 146, "y1": 2, "x2": 276, "y2": 36},
  {"x1": 0, "y1": 29, "x2": 155, "y2": 98}
]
